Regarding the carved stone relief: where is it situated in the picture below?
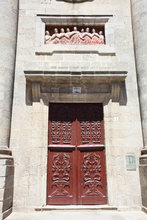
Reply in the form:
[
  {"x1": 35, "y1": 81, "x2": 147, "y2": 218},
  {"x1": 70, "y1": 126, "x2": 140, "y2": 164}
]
[{"x1": 45, "y1": 27, "x2": 104, "y2": 45}]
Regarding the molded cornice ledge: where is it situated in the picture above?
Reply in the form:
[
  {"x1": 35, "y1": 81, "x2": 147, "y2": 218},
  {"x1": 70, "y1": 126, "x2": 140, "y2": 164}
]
[{"x1": 35, "y1": 45, "x2": 115, "y2": 56}]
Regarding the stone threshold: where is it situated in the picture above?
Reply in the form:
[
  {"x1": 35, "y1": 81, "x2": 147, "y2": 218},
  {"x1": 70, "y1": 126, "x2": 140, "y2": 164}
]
[{"x1": 35, "y1": 205, "x2": 117, "y2": 211}]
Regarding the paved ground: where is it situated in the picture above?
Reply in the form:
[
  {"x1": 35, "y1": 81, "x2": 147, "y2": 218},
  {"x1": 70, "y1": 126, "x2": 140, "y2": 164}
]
[{"x1": 6, "y1": 210, "x2": 147, "y2": 220}]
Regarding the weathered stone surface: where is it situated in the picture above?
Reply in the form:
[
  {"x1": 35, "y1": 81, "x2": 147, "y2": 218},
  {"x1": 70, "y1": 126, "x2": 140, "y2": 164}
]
[
  {"x1": 5, "y1": 210, "x2": 147, "y2": 220},
  {"x1": 131, "y1": 0, "x2": 147, "y2": 147},
  {"x1": 131, "y1": 0, "x2": 147, "y2": 210},
  {"x1": 0, "y1": 0, "x2": 18, "y2": 148}
]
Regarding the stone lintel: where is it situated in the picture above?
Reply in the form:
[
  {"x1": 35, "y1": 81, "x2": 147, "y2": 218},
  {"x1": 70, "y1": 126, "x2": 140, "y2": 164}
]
[{"x1": 24, "y1": 70, "x2": 127, "y2": 103}]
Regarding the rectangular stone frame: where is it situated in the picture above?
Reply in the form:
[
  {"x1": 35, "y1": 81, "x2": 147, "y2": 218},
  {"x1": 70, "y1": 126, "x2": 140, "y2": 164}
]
[{"x1": 35, "y1": 15, "x2": 115, "y2": 55}]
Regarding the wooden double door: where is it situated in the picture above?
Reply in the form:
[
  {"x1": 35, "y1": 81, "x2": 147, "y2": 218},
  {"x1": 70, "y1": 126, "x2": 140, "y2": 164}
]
[{"x1": 47, "y1": 103, "x2": 107, "y2": 205}]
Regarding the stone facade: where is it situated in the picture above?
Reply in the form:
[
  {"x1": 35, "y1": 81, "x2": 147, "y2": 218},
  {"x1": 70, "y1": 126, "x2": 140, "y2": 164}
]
[
  {"x1": 131, "y1": 0, "x2": 147, "y2": 212},
  {"x1": 0, "y1": 0, "x2": 147, "y2": 219},
  {"x1": 0, "y1": 0, "x2": 18, "y2": 219}
]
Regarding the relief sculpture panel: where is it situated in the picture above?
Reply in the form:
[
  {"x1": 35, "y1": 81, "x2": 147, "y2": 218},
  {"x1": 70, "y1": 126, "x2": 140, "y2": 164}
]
[
  {"x1": 45, "y1": 26, "x2": 104, "y2": 45},
  {"x1": 51, "y1": 153, "x2": 72, "y2": 196},
  {"x1": 81, "y1": 153, "x2": 103, "y2": 196}
]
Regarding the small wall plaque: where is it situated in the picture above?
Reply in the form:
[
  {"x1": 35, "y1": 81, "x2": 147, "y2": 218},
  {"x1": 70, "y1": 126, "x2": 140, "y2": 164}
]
[
  {"x1": 72, "y1": 87, "x2": 81, "y2": 94},
  {"x1": 126, "y1": 153, "x2": 136, "y2": 171}
]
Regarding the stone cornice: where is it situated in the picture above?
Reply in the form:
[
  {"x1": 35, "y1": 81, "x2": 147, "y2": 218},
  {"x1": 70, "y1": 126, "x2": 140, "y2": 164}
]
[{"x1": 24, "y1": 70, "x2": 127, "y2": 104}]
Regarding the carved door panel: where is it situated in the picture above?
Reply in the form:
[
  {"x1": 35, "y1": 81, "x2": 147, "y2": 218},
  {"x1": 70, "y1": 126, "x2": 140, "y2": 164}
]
[
  {"x1": 77, "y1": 150, "x2": 107, "y2": 204},
  {"x1": 47, "y1": 104, "x2": 77, "y2": 204},
  {"x1": 47, "y1": 103, "x2": 107, "y2": 205},
  {"x1": 76, "y1": 104, "x2": 107, "y2": 204}
]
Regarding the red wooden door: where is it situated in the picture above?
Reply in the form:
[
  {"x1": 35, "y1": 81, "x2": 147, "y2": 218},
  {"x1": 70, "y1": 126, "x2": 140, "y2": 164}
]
[{"x1": 47, "y1": 103, "x2": 107, "y2": 205}]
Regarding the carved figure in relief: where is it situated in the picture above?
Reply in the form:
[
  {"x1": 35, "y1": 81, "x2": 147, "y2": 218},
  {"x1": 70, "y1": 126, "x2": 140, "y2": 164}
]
[
  {"x1": 44, "y1": 31, "x2": 51, "y2": 44},
  {"x1": 45, "y1": 27, "x2": 105, "y2": 45},
  {"x1": 98, "y1": 31, "x2": 105, "y2": 44},
  {"x1": 81, "y1": 28, "x2": 84, "y2": 33},
  {"x1": 82, "y1": 27, "x2": 92, "y2": 44},
  {"x1": 59, "y1": 28, "x2": 69, "y2": 44},
  {"x1": 70, "y1": 26, "x2": 81, "y2": 44},
  {"x1": 50, "y1": 28, "x2": 60, "y2": 44},
  {"x1": 91, "y1": 28, "x2": 100, "y2": 44}
]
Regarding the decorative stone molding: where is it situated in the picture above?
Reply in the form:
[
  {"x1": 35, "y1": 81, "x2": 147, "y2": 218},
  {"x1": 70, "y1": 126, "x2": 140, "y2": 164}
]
[
  {"x1": 25, "y1": 71, "x2": 127, "y2": 104},
  {"x1": 32, "y1": 82, "x2": 41, "y2": 102},
  {"x1": 36, "y1": 15, "x2": 113, "y2": 51},
  {"x1": 111, "y1": 82, "x2": 120, "y2": 102},
  {"x1": 36, "y1": 44, "x2": 115, "y2": 55}
]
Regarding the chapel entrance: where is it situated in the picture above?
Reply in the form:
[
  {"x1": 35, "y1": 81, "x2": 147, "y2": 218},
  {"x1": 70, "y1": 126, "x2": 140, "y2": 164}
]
[{"x1": 47, "y1": 103, "x2": 107, "y2": 205}]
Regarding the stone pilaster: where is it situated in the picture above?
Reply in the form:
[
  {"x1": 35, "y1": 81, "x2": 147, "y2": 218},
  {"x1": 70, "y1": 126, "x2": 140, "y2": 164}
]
[
  {"x1": 0, "y1": 0, "x2": 18, "y2": 150},
  {"x1": 131, "y1": 0, "x2": 147, "y2": 148},
  {"x1": 131, "y1": 0, "x2": 147, "y2": 211},
  {"x1": 0, "y1": 0, "x2": 18, "y2": 219}
]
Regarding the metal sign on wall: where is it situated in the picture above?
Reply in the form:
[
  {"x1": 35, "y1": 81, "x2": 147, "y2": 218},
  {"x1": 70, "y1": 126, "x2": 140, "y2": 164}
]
[{"x1": 126, "y1": 153, "x2": 136, "y2": 171}]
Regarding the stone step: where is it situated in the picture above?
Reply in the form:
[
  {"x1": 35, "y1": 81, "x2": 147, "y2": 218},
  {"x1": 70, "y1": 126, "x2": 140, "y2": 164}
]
[
  {"x1": 6, "y1": 211, "x2": 147, "y2": 220},
  {"x1": 35, "y1": 205, "x2": 117, "y2": 211}
]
